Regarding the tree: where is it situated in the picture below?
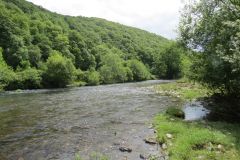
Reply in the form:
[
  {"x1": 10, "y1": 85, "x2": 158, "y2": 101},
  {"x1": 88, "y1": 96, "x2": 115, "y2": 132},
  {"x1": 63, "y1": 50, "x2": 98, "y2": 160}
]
[
  {"x1": 127, "y1": 59, "x2": 151, "y2": 81},
  {"x1": 179, "y1": 0, "x2": 240, "y2": 96},
  {"x1": 152, "y1": 42, "x2": 183, "y2": 79},
  {"x1": 43, "y1": 51, "x2": 76, "y2": 88},
  {"x1": 99, "y1": 53, "x2": 128, "y2": 84},
  {"x1": 85, "y1": 70, "x2": 100, "y2": 86},
  {"x1": 0, "y1": 47, "x2": 17, "y2": 90},
  {"x1": 28, "y1": 45, "x2": 41, "y2": 67}
]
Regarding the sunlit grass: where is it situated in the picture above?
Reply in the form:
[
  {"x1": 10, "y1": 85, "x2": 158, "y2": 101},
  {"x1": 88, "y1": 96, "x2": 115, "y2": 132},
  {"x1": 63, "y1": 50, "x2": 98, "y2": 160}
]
[
  {"x1": 154, "y1": 79, "x2": 208, "y2": 101},
  {"x1": 154, "y1": 114, "x2": 240, "y2": 160}
]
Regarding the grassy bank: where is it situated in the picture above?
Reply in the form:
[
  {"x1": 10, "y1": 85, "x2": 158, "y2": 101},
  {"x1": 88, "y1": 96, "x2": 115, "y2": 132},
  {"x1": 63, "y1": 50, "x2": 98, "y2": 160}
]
[
  {"x1": 153, "y1": 80, "x2": 240, "y2": 160},
  {"x1": 154, "y1": 114, "x2": 240, "y2": 160},
  {"x1": 153, "y1": 79, "x2": 209, "y2": 101}
]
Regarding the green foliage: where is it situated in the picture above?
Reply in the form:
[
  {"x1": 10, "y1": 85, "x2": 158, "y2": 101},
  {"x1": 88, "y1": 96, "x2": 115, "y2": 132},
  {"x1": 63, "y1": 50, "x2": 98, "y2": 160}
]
[
  {"x1": 0, "y1": 48, "x2": 16, "y2": 90},
  {"x1": 152, "y1": 42, "x2": 183, "y2": 79},
  {"x1": 5, "y1": 68, "x2": 42, "y2": 90},
  {"x1": 154, "y1": 80, "x2": 208, "y2": 101},
  {"x1": 127, "y1": 59, "x2": 151, "y2": 81},
  {"x1": 43, "y1": 51, "x2": 76, "y2": 88},
  {"x1": 85, "y1": 70, "x2": 100, "y2": 86},
  {"x1": 179, "y1": 0, "x2": 240, "y2": 96},
  {"x1": 28, "y1": 45, "x2": 41, "y2": 67},
  {"x1": 0, "y1": 0, "x2": 190, "y2": 90},
  {"x1": 99, "y1": 53, "x2": 128, "y2": 84}
]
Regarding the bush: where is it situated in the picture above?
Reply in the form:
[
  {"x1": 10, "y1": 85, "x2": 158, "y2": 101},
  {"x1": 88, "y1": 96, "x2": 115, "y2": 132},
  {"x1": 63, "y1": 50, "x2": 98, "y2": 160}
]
[
  {"x1": 43, "y1": 51, "x2": 76, "y2": 88},
  {"x1": 85, "y1": 70, "x2": 100, "y2": 86},
  {"x1": 99, "y1": 53, "x2": 128, "y2": 84},
  {"x1": 127, "y1": 59, "x2": 151, "y2": 81},
  {"x1": 153, "y1": 42, "x2": 183, "y2": 79},
  {"x1": 5, "y1": 68, "x2": 42, "y2": 90},
  {"x1": 179, "y1": 0, "x2": 240, "y2": 96},
  {"x1": 166, "y1": 107, "x2": 185, "y2": 119},
  {"x1": 0, "y1": 48, "x2": 17, "y2": 90}
]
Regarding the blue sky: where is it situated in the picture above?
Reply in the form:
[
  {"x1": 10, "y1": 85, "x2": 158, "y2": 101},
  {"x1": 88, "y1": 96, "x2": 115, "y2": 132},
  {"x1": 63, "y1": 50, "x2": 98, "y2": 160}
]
[{"x1": 27, "y1": 0, "x2": 184, "y2": 39}]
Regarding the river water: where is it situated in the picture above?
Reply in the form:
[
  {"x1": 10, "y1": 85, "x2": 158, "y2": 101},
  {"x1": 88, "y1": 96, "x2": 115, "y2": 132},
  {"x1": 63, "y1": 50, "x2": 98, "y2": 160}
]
[{"x1": 0, "y1": 80, "x2": 177, "y2": 160}]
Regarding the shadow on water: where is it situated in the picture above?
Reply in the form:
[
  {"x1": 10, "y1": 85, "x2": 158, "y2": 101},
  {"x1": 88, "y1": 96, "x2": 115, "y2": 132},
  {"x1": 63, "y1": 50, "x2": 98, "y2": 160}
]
[{"x1": 182, "y1": 96, "x2": 240, "y2": 153}]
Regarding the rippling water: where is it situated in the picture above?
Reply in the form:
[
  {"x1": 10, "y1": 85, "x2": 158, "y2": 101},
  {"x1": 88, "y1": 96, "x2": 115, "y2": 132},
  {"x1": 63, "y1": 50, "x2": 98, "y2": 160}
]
[{"x1": 0, "y1": 80, "x2": 175, "y2": 160}]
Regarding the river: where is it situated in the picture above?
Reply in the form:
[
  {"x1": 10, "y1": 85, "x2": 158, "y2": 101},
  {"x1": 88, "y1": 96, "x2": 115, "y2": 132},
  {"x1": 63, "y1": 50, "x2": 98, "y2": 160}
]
[{"x1": 0, "y1": 80, "x2": 177, "y2": 160}]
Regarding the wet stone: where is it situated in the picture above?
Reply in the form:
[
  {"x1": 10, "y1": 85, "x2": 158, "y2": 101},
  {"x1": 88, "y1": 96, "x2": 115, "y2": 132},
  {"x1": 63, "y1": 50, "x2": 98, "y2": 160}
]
[
  {"x1": 119, "y1": 146, "x2": 132, "y2": 152},
  {"x1": 144, "y1": 136, "x2": 157, "y2": 144},
  {"x1": 166, "y1": 133, "x2": 173, "y2": 139}
]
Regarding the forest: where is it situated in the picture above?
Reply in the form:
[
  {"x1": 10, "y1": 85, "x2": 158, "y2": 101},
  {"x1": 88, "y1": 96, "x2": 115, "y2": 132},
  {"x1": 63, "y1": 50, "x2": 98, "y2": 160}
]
[
  {"x1": 0, "y1": 0, "x2": 240, "y2": 159},
  {"x1": 0, "y1": 0, "x2": 189, "y2": 90}
]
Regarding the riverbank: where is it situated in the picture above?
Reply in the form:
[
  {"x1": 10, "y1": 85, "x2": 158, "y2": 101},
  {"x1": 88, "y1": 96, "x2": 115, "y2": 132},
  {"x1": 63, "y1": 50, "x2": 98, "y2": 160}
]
[{"x1": 153, "y1": 80, "x2": 240, "y2": 160}]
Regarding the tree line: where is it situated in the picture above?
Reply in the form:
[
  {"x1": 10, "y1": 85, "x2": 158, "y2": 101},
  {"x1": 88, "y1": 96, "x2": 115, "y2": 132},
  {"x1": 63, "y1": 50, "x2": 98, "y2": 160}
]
[{"x1": 0, "y1": 0, "x2": 187, "y2": 90}]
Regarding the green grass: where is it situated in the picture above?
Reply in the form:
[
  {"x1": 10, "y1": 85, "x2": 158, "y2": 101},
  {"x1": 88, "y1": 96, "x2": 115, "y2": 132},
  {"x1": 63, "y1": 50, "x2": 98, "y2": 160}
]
[
  {"x1": 153, "y1": 80, "x2": 240, "y2": 159},
  {"x1": 154, "y1": 114, "x2": 240, "y2": 160},
  {"x1": 154, "y1": 79, "x2": 208, "y2": 101}
]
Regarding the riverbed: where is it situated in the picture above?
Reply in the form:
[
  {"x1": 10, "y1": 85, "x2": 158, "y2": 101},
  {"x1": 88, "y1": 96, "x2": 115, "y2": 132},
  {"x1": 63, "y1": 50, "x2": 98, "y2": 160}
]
[{"x1": 0, "y1": 80, "x2": 177, "y2": 160}]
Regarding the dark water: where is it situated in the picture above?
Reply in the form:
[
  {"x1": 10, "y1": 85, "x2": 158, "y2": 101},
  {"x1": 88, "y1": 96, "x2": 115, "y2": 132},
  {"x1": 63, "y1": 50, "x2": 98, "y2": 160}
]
[{"x1": 0, "y1": 80, "x2": 176, "y2": 160}]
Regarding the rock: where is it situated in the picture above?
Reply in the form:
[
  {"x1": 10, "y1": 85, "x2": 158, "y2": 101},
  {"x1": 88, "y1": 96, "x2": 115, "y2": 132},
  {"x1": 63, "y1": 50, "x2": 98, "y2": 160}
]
[
  {"x1": 166, "y1": 133, "x2": 173, "y2": 139},
  {"x1": 113, "y1": 142, "x2": 120, "y2": 146},
  {"x1": 140, "y1": 154, "x2": 147, "y2": 159},
  {"x1": 144, "y1": 136, "x2": 157, "y2": 144},
  {"x1": 148, "y1": 124, "x2": 154, "y2": 129},
  {"x1": 197, "y1": 155, "x2": 205, "y2": 159},
  {"x1": 217, "y1": 144, "x2": 224, "y2": 151},
  {"x1": 162, "y1": 143, "x2": 167, "y2": 150},
  {"x1": 119, "y1": 146, "x2": 132, "y2": 152}
]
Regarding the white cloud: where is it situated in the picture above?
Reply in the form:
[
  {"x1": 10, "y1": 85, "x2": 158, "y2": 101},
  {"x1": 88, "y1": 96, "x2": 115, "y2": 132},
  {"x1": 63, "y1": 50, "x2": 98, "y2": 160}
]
[{"x1": 26, "y1": 0, "x2": 184, "y2": 39}]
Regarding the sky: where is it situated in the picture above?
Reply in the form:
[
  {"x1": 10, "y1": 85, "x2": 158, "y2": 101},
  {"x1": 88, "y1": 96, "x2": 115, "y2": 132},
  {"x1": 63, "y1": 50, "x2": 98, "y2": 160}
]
[{"x1": 27, "y1": 0, "x2": 184, "y2": 39}]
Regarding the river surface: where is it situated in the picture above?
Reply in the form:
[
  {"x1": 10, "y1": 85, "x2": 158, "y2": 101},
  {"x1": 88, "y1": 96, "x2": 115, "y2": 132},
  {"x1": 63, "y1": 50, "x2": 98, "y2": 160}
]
[{"x1": 0, "y1": 80, "x2": 177, "y2": 160}]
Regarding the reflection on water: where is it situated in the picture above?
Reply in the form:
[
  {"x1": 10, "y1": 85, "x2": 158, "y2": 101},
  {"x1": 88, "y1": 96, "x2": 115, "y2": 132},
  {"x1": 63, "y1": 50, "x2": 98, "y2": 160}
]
[
  {"x1": 183, "y1": 101, "x2": 210, "y2": 121},
  {"x1": 0, "y1": 80, "x2": 175, "y2": 160}
]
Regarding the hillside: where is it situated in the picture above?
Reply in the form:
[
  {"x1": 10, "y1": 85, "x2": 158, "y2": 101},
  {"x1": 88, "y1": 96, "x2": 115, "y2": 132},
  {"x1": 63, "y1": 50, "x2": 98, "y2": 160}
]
[{"x1": 0, "y1": 0, "x2": 176, "y2": 90}]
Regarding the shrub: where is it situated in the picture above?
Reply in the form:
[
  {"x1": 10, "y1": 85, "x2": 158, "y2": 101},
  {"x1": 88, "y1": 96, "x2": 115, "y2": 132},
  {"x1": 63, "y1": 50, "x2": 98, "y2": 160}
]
[
  {"x1": 127, "y1": 59, "x2": 151, "y2": 81},
  {"x1": 5, "y1": 68, "x2": 42, "y2": 90},
  {"x1": 85, "y1": 70, "x2": 100, "y2": 86},
  {"x1": 0, "y1": 48, "x2": 17, "y2": 90},
  {"x1": 99, "y1": 53, "x2": 128, "y2": 84},
  {"x1": 152, "y1": 42, "x2": 183, "y2": 79},
  {"x1": 43, "y1": 51, "x2": 76, "y2": 88},
  {"x1": 166, "y1": 107, "x2": 185, "y2": 119}
]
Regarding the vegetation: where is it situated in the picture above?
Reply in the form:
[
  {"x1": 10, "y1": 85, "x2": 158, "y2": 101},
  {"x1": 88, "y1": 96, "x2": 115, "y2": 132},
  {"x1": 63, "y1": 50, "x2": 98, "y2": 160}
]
[
  {"x1": 0, "y1": 0, "x2": 188, "y2": 90},
  {"x1": 153, "y1": 76, "x2": 240, "y2": 160},
  {"x1": 154, "y1": 80, "x2": 208, "y2": 101},
  {"x1": 127, "y1": 59, "x2": 151, "y2": 81},
  {"x1": 152, "y1": 42, "x2": 183, "y2": 79},
  {"x1": 42, "y1": 52, "x2": 76, "y2": 88},
  {"x1": 179, "y1": 0, "x2": 240, "y2": 97},
  {"x1": 154, "y1": 114, "x2": 240, "y2": 160}
]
